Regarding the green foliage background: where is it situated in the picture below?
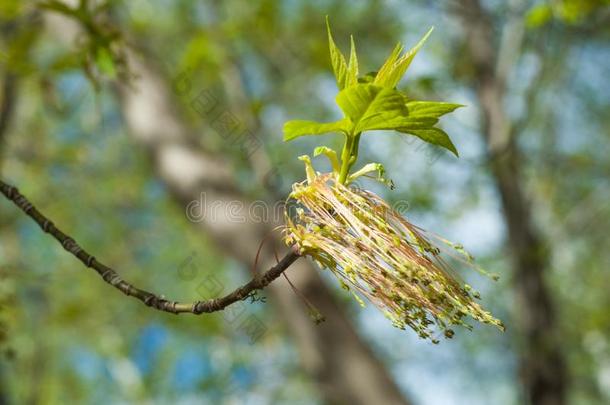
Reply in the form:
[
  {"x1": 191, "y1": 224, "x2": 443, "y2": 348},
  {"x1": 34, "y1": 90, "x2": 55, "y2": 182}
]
[{"x1": 0, "y1": 0, "x2": 609, "y2": 404}]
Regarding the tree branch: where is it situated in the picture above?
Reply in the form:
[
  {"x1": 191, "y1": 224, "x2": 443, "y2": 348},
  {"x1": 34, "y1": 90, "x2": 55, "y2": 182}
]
[{"x1": 0, "y1": 179, "x2": 300, "y2": 314}]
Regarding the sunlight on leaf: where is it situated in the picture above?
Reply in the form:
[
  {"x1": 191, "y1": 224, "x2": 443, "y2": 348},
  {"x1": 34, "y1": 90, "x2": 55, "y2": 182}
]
[
  {"x1": 346, "y1": 35, "x2": 359, "y2": 88},
  {"x1": 406, "y1": 101, "x2": 463, "y2": 118},
  {"x1": 398, "y1": 127, "x2": 458, "y2": 156},
  {"x1": 283, "y1": 119, "x2": 351, "y2": 141},
  {"x1": 374, "y1": 27, "x2": 433, "y2": 88},
  {"x1": 335, "y1": 84, "x2": 407, "y2": 133},
  {"x1": 326, "y1": 17, "x2": 349, "y2": 90}
]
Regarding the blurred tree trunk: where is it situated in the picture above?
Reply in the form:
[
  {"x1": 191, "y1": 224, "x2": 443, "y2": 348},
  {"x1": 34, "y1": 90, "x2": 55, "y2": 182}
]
[
  {"x1": 456, "y1": 1, "x2": 567, "y2": 404},
  {"x1": 115, "y1": 55, "x2": 410, "y2": 405}
]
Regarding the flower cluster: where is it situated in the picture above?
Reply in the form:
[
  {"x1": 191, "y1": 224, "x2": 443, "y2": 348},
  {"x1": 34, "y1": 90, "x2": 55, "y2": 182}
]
[{"x1": 284, "y1": 169, "x2": 504, "y2": 342}]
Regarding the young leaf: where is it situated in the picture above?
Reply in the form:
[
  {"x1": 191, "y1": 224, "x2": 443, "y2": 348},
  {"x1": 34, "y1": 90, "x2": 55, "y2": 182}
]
[
  {"x1": 374, "y1": 27, "x2": 434, "y2": 88},
  {"x1": 335, "y1": 84, "x2": 407, "y2": 133},
  {"x1": 365, "y1": 115, "x2": 438, "y2": 131},
  {"x1": 406, "y1": 101, "x2": 463, "y2": 118},
  {"x1": 346, "y1": 35, "x2": 359, "y2": 88},
  {"x1": 399, "y1": 127, "x2": 459, "y2": 156},
  {"x1": 283, "y1": 119, "x2": 351, "y2": 141},
  {"x1": 374, "y1": 43, "x2": 403, "y2": 87},
  {"x1": 326, "y1": 17, "x2": 349, "y2": 90},
  {"x1": 367, "y1": 100, "x2": 464, "y2": 132}
]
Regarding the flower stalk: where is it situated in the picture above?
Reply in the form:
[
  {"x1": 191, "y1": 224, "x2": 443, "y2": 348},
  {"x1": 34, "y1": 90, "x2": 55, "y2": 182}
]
[{"x1": 338, "y1": 132, "x2": 361, "y2": 184}]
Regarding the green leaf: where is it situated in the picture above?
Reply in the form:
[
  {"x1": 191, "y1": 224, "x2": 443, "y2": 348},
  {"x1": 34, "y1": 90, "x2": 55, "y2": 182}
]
[
  {"x1": 374, "y1": 27, "x2": 433, "y2": 88},
  {"x1": 406, "y1": 101, "x2": 463, "y2": 118},
  {"x1": 346, "y1": 35, "x2": 359, "y2": 88},
  {"x1": 326, "y1": 17, "x2": 349, "y2": 90},
  {"x1": 283, "y1": 118, "x2": 351, "y2": 142},
  {"x1": 361, "y1": 100, "x2": 462, "y2": 131},
  {"x1": 335, "y1": 84, "x2": 407, "y2": 133},
  {"x1": 378, "y1": 115, "x2": 439, "y2": 130},
  {"x1": 96, "y1": 48, "x2": 116, "y2": 78},
  {"x1": 399, "y1": 127, "x2": 458, "y2": 156},
  {"x1": 374, "y1": 43, "x2": 403, "y2": 87}
]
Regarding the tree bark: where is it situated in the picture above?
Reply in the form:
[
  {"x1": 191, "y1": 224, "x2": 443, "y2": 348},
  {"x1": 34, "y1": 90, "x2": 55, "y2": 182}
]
[{"x1": 456, "y1": 1, "x2": 567, "y2": 404}]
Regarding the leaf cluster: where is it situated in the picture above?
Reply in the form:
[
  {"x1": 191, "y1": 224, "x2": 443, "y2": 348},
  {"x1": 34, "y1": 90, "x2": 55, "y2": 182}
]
[{"x1": 283, "y1": 18, "x2": 462, "y2": 165}]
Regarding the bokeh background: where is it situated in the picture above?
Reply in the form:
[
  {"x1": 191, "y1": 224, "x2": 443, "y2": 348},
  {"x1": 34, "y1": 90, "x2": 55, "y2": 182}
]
[{"x1": 0, "y1": 0, "x2": 609, "y2": 404}]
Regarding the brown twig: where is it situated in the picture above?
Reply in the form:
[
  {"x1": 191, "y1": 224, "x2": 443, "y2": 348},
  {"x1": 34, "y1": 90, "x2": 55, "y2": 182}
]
[{"x1": 0, "y1": 179, "x2": 300, "y2": 314}]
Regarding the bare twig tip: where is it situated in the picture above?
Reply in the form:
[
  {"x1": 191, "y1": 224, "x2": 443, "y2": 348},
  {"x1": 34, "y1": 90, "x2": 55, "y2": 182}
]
[{"x1": 0, "y1": 179, "x2": 299, "y2": 317}]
